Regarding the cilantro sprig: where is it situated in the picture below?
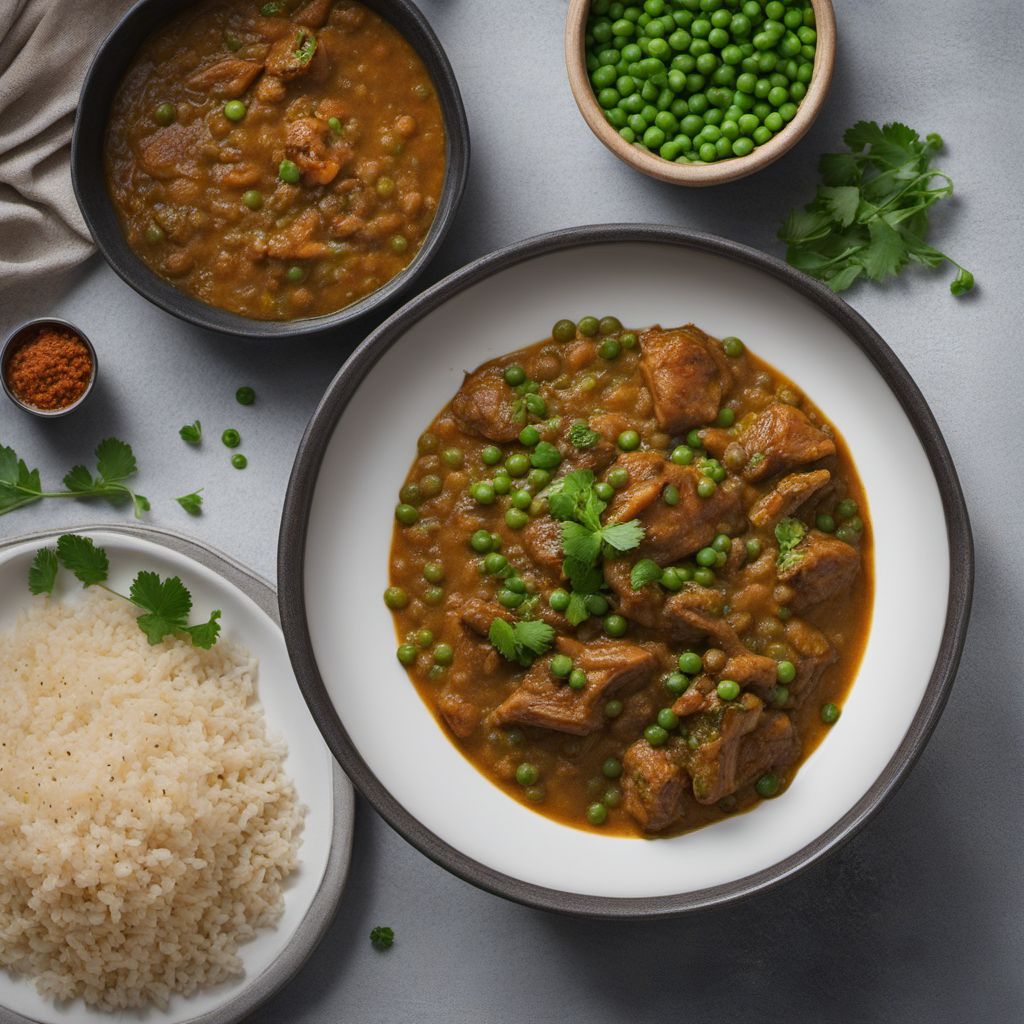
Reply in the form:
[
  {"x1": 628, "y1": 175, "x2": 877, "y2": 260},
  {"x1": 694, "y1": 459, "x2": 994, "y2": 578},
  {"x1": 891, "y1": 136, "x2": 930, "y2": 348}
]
[
  {"x1": 179, "y1": 420, "x2": 202, "y2": 445},
  {"x1": 176, "y1": 490, "x2": 204, "y2": 515},
  {"x1": 488, "y1": 617, "x2": 555, "y2": 667},
  {"x1": 567, "y1": 421, "x2": 601, "y2": 450},
  {"x1": 28, "y1": 533, "x2": 221, "y2": 648},
  {"x1": 779, "y1": 121, "x2": 975, "y2": 296},
  {"x1": 775, "y1": 518, "x2": 807, "y2": 573},
  {"x1": 0, "y1": 438, "x2": 149, "y2": 518}
]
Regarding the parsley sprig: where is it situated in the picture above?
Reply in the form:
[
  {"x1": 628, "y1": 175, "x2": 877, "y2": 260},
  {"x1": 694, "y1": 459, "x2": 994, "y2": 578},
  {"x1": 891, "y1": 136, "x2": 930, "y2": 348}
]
[
  {"x1": 775, "y1": 518, "x2": 807, "y2": 572},
  {"x1": 546, "y1": 470, "x2": 644, "y2": 625},
  {"x1": 779, "y1": 121, "x2": 975, "y2": 296},
  {"x1": 0, "y1": 438, "x2": 149, "y2": 518},
  {"x1": 28, "y1": 533, "x2": 221, "y2": 648},
  {"x1": 488, "y1": 617, "x2": 555, "y2": 667}
]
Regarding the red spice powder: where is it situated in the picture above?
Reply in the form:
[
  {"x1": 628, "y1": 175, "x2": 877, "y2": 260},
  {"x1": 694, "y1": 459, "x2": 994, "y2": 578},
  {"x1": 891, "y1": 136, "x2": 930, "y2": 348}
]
[{"x1": 4, "y1": 327, "x2": 93, "y2": 410}]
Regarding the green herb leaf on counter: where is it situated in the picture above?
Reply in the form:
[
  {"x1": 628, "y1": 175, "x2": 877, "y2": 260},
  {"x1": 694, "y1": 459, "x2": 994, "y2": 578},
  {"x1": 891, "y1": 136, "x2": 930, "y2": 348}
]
[
  {"x1": 489, "y1": 616, "x2": 555, "y2": 667},
  {"x1": 370, "y1": 926, "x2": 394, "y2": 951},
  {"x1": 0, "y1": 438, "x2": 148, "y2": 518},
  {"x1": 28, "y1": 548, "x2": 58, "y2": 595},
  {"x1": 26, "y1": 533, "x2": 221, "y2": 648},
  {"x1": 779, "y1": 122, "x2": 975, "y2": 296},
  {"x1": 176, "y1": 490, "x2": 204, "y2": 516},
  {"x1": 179, "y1": 420, "x2": 202, "y2": 445}
]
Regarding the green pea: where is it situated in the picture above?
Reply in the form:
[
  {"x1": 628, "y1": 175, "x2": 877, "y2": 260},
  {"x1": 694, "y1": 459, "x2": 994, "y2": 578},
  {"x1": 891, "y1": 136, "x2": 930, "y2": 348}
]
[
  {"x1": 660, "y1": 567, "x2": 685, "y2": 591},
  {"x1": 505, "y1": 453, "x2": 530, "y2": 477},
  {"x1": 816, "y1": 513, "x2": 836, "y2": 533},
  {"x1": 746, "y1": 538, "x2": 762, "y2": 560},
  {"x1": 551, "y1": 654, "x2": 574, "y2": 678},
  {"x1": 470, "y1": 529, "x2": 493, "y2": 553},
  {"x1": 242, "y1": 189, "x2": 263, "y2": 210},
  {"x1": 145, "y1": 224, "x2": 165, "y2": 244},
  {"x1": 433, "y1": 643, "x2": 454, "y2": 666},
  {"x1": 694, "y1": 566, "x2": 715, "y2": 586},
  {"x1": 278, "y1": 159, "x2": 301, "y2": 184},
  {"x1": 607, "y1": 467, "x2": 630, "y2": 488},
  {"x1": 585, "y1": 593, "x2": 609, "y2": 616},
  {"x1": 595, "y1": 481, "x2": 615, "y2": 502},
  {"x1": 617, "y1": 429, "x2": 641, "y2": 451},
  {"x1": 484, "y1": 552, "x2": 508, "y2": 575},
  {"x1": 620, "y1": 331, "x2": 638, "y2": 349},
  {"x1": 395, "y1": 503, "x2": 418, "y2": 526},
  {"x1": 552, "y1": 319, "x2": 577, "y2": 342},
  {"x1": 657, "y1": 707, "x2": 679, "y2": 730},
  {"x1": 390, "y1": 235, "x2": 409, "y2": 255},
  {"x1": 415, "y1": 628, "x2": 434, "y2": 648},
  {"x1": 221, "y1": 428, "x2": 241, "y2": 448},
  {"x1": 755, "y1": 772, "x2": 781, "y2": 798},
  {"x1": 529, "y1": 468, "x2": 551, "y2": 488},
  {"x1": 697, "y1": 478, "x2": 717, "y2": 498},
  {"x1": 716, "y1": 407, "x2": 736, "y2": 427},
  {"x1": 603, "y1": 614, "x2": 628, "y2": 638},
  {"x1": 598, "y1": 315, "x2": 623, "y2": 335},
  {"x1": 663, "y1": 484, "x2": 680, "y2": 506},
  {"x1": 481, "y1": 445, "x2": 502, "y2": 466},
  {"x1": 587, "y1": 802, "x2": 608, "y2": 825},
  {"x1": 383, "y1": 586, "x2": 408, "y2": 610},
  {"x1": 223, "y1": 100, "x2": 247, "y2": 122},
  {"x1": 836, "y1": 525, "x2": 859, "y2": 545},
  {"x1": 598, "y1": 338, "x2": 622, "y2": 360},
  {"x1": 569, "y1": 668, "x2": 588, "y2": 690},
  {"x1": 492, "y1": 474, "x2": 511, "y2": 495},
  {"x1": 234, "y1": 386, "x2": 256, "y2": 406},
  {"x1": 505, "y1": 508, "x2": 529, "y2": 530},
  {"x1": 422, "y1": 562, "x2": 444, "y2": 584},
  {"x1": 770, "y1": 684, "x2": 789, "y2": 708},
  {"x1": 644, "y1": 724, "x2": 668, "y2": 746},
  {"x1": 442, "y1": 447, "x2": 464, "y2": 468},
  {"x1": 328, "y1": 116, "x2": 343, "y2": 134},
  {"x1": 821, "y1": 702, "x2": 841, "y2": 725},
  {"x1": 716, "y1": 679, "x2": 740, "y2": 701},
  {"x1": 519, "y1": 426, "x2": 540, "y2": 447},
  {"x1": 498, "y1": 588, "x2": 525, "y2": 608},
  {"x1": 696, "y1": 546, "x2": 717, "y2": 567},
  {"x1": 670, "y1": 444, "x2": 694, "y2": 465},
  {"x1": 471, "y1": 482, "x2": 496, "y2": 505},
  {"x1": 286, "y1": 265, "x2": 306, "y2": 283},
  {"x1": 516, "y1": 762, "x2": 539, "y2": 786},
  {"x1": 231, "y1": 453, "x2": 248, "y2": 470},
  {"x1": 396, "y1": 643, "x2": 417, "y2": 666},
  {"x1": 577, "y1": 316, "x2": 600, "y2": 337},
  {"x1": 418, "y1": 432, "x2": 439, "y2": 454},
  {"x1": 604, "y1": 699, "x2": 623, "y2": 719},
  {"x1": 506, "y1": 577, "x2": 527, "y2": 594},
  {"x1": 676, "y1": 651, "x2": 701, "y2": 675},
  {"x1": 549, "y1": 589, "x2": 571, "y2": 612},
  {"x1": 154, "y1": 102, "x2": 176, "y2": 126},
  {"x1": 836, "y1": 498, "x2": 859, "y2": 519},
  {"x1": 504, "y1": 364, "x2": 526, "y2": 386}
]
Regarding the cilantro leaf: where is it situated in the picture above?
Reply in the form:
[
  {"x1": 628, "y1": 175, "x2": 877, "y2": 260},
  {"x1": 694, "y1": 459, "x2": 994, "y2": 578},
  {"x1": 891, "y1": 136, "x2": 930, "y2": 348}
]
[
  {"x1": 0, "y1": 444, "x2": 43, "y2": 514},
  {"x1": 630, "y1": 559, "x2": 663, "y2": 589},
  {"x1": 568, "y1": 422, "x2": 601, "y2": 449},
  {"x1": 56, "y1": 533, "x2": 109, "y2": 587},
  {"x1": 562, "y1": 521, "x2": 603, "y2": 566},
  {"x1": 565, "y1": 592, "x2": 591, "y2": 627},
  {"x1": 293, "y1": 29, "x2": 317, "y2": 65},
  {"x1": 488, "y1": 617, "x2": 555, "y2": 667},
  {"x1": 176, "y1": 490, "x2": 204, "y2": 516},
  {"x1": 63, "y1": 465, "x2": 95, "y2": 492},
  {"x1": 130, "y1": 571, "x2": 193, "y2": 645},
  {"x1": 179, "y1": 420, "x2": 202, "y2": 445},
  {"x1": 370, "y1": 926, "x2": 394, "y2": 951},
  {"x1": 185, "y1": 610, "x2": 222, "y2": 650},
  {"x1": 563, "y1": 555, "x2": 604, "y2": 596},
  {"x1": 775, "y1": 518, "x2": 807, "y2": 573},
  {"x1": 28, "y1": 547, "x2": 58, "y2": 595},
  {"x1": 600, "y1": 520, "x2": 645, "y2": 553},
  {"x1": 780, "y1": 120, "x2": 974, "y2": 297},
  {"x1": 95, "y1": 438, "x2": 137, "y2": 484}
]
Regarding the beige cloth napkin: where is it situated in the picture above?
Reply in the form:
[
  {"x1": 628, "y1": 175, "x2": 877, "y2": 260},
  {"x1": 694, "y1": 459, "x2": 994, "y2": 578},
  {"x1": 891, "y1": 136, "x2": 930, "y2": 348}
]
[{"x1": 0, "y1": 0, "x2": 134, "y2": 315}]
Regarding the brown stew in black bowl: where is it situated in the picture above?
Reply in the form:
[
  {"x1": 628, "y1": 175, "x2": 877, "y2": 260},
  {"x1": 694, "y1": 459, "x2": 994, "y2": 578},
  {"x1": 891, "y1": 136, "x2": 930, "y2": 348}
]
[{"x1": 386, "y1": 317, "x2": 872, "y2": 837}]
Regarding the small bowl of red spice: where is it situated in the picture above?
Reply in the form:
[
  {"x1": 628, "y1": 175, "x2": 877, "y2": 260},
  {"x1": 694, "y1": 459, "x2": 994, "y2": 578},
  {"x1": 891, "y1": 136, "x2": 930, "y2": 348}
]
[{"x1": 1, "y1": 318, "x2": 97, "y2": 417}]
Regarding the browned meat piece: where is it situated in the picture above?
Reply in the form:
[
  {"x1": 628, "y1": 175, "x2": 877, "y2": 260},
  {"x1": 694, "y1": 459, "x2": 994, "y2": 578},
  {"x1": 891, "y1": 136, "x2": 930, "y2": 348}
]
[
  {"x1": 605, "y1": 452, "x2": 744, "y2": 563},
  {"x1": 211, "y1": 162, "x2": 262, "y2": 188},
  {"x1": 437, "y1": 692, "x2": 480, "y2": 738},
  {"x1": 185, "y1": 58, "x2": 264, "y2": 98},
  {"x1": 663, "y1": 589, "x2": 743, "y2": 652},
  {"x1": 266, "y1": 208, "x2": 329, "y2": 260},
  {"x1": 638, "y1": 324, "x2": 732, "y2": 434},
  {"x1": 255, "y1": 74, "x2": 287, "y2": 103},
  {"x1": 696, "y1": 427, "x2": 733, "y2": 459},
  {"x1": 671, "y1": 674, "x2": 716, "y2": 717},
  {"x1": 622, "y1": 739, "x2": 689, "y2": 832},
  {"x1": 719, "y1": 650, "x2": 778, "y2": 693},
  {"x1": 778, "y1": 530, "x2": 861, "y2": 610},
  {"x1": 137, "y1": 122, "x2": 202, "y2": 180},
  {"x1": 520, "y1": 516, "x2": 564, "y2": 580},
  {"x1": 564, "y1": 431, "x2": 618, "y2": 474},
  {"x1": 285, "y1": 117, "x2": 348, "y2": 185},
  {"x1": 785, "y1": 619, "x2": 837, "y2": 701},
  {"x1": 295, "y1": 0, "x2": 334, "y2": 27},
  {"x1": 266, "y1": 27, "x2": 324, "y2": 80},
  {"x1": 459, "y1": 598, "x2": 512, "y2": 637},
  {"x1": 603, "y1": 558, "x2": 664, "y2": 631},
  {"x1": 748, "y1": 469, "x2": 831, "y2": 528},
  {"x1": 734, "y1": 711, "x2": 801, "y2": 786},
  {"x1": 589, "y1": 412, "x2": 632, "y2": 442},
  {"x1": 741, "y1": 404, "x2": 836, "y2": 482},
  {"x1": 492, "y1": 637, "x2": 655, "y2": 735},
  {"x1": 687, "y1": 693, "x2": 764, "y2": 804},
  {"x1": 451, "y1": 369, "x2": 522, "y2": 442}
]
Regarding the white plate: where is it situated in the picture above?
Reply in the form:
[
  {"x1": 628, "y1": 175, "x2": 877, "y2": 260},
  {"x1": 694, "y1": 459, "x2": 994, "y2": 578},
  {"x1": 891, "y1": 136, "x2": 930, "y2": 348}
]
[
  {"x1": 279, "y1": 227, "x2": 971, "y2": 917},
  {"x1": 0, "y1": 526, "x2": 353, "y2": 1023}
]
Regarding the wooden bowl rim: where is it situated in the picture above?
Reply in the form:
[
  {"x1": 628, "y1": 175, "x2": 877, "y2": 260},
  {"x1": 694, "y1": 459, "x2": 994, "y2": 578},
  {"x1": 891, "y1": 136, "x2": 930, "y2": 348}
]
[{"x1": 564, "y1": 0, "x2": 836, "y2": 187}]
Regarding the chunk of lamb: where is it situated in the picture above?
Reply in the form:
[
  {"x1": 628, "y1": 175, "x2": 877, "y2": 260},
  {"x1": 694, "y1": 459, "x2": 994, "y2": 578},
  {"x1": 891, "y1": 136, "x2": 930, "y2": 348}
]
[
  {"x1": 778, "y1": 530, "x2": 861, "y2": 611},
  {"x1": 784, "y1": 618, "x2": 837, "y2": 704},
  {"x1": 185, "y1": 58, "x2": 264, "y2": 98},
  {"x1": 741, "y1": 403, "x2": 836, "y2": 482},
  {"x1": 686, "y1": 693, "x2": 764, "y2": 804},
  {"x1": 606, "y1": 452, "x2": 744, "y2": 563},
  {"x1": 294, "y1": 0, "x2": 334, "y2": 27},
  {"x1": 285, "y1": 117, "x2": 349, "y2": 185},
  {"x1": 622, "y1": 739, "x2": 690, "y2": 832},
  {"x1": 266, "y1": 27, "x2": 325, "y2": 80},
  {"x1": 520, "y1": 515, "x2": 564, "y2": 581},
  {"x1": 639, "y1": 324, "x2": 733, "y2": 434},
  {"x1": 747, "y1": 469, "x2": 831, "y2": 528},
  {"x1": 459, "y1": 598, "x2": 511, "y2": 637},
  {"x1": 734, "y1": 711, "x2": 801, "y2": 788},
  {"x1": 137, "y1": 121, "x2": 203, "y2": 180},
  {"x1": 492, "y1": 637, "x2": 655, "y2": 735},
  {"x1": 266, "y1": 208, "x2": 329, "y2": 260},
  {"x1": 450, "y1": 368, "x2": 522, "y2": 442}
]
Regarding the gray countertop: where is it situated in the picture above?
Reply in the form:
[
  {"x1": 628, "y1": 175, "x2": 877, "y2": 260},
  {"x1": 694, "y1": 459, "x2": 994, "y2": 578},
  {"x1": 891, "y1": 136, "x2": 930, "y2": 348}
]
[{"x1": 1, "y1": 0, "x2": 1021, "y2": 1021}]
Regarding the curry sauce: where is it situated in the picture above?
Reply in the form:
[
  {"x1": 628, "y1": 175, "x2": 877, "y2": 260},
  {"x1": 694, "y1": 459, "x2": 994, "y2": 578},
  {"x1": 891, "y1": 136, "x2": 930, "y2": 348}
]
[{"x1": 388, "y1": 320, "x2": 872, "y2": 838}]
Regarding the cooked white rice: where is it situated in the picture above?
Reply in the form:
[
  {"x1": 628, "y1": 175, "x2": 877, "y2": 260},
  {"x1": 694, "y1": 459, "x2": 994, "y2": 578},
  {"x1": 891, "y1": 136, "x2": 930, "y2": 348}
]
[{"x1": 0, "y1": 591, "x2": 305, "y2": 1010}]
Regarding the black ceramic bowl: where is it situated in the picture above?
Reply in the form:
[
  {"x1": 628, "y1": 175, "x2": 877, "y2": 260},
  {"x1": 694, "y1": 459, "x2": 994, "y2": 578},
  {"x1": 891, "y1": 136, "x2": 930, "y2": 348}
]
[{"x1": 71, "y1": 0, "x2": 469, "y2": 339}]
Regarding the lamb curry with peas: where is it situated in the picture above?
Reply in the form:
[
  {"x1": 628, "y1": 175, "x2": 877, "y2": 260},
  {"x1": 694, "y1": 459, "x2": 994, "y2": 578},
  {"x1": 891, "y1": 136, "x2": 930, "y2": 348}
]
[
  {"x1": 106, "y1": 0, "x2": 445, "y2": 320},
  {"x1": 387, "y1": 317, "x2": 872, "y2": 837}
]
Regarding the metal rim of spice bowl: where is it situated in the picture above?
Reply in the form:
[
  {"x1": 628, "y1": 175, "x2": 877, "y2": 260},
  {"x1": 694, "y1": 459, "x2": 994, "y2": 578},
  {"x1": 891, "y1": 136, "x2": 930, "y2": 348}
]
[{"x1": 0, "y1": 318, "x2": 99, "y2": 419}]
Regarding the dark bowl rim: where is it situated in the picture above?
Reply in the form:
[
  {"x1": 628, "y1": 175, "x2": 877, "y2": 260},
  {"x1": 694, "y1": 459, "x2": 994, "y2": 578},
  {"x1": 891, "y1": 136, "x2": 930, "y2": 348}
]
[
  {"x1": 277, "y1": 223, "x2": 974, "y2": 919},
  {"x1": 0, "y1": 317, "x2": 98, "y2": 418},
  {"x1": 70, "y1": 0, "x2": 470, "y2": 340}
]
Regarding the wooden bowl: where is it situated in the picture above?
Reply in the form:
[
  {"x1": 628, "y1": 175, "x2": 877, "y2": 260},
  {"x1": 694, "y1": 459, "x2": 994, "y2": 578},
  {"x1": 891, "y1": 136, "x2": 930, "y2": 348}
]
[{"x1": 565, "y1": 0, "x2": 836, "y2": 187}]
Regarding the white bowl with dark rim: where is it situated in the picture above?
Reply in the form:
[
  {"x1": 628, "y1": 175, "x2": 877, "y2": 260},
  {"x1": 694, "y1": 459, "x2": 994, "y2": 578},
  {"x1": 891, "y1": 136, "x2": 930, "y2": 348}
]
[
  {"x1": 277, "y1": 225, "x2": 972, "y2": 917},
  {"x1": 71, "y1": 0, "x2": 469, "y2": 340}
]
